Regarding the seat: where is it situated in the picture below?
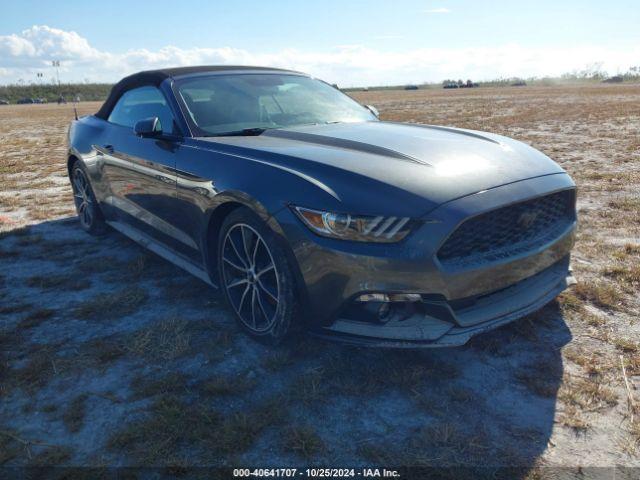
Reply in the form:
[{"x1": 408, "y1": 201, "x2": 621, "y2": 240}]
[{"x1": 186, "y1": 93, "x2": 260, "y2": 129}]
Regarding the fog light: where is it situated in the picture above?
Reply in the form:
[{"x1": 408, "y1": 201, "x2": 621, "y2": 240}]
[
  {"x1": 389, "y1": 293, "x2": 422, "y2": 302},
  {"x1": 357, "y1": 293, "x2": 389, "y2": 302},
  {"x1": 356, "y1": 293, "x2": 421, "y2": 302},
  {"x1": 378, "y1": 302, "x2": 391, "y2": 321}
]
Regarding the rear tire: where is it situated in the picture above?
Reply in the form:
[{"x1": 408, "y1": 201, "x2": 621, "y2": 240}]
[
  {"x1": 217, "y1": 207, "x2": 298, "y2": 345},
  {"x1": 71, "y1": 163, "x2": 107, "y2": 235}
]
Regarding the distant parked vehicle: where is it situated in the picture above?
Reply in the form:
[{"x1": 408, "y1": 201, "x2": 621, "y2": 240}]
[
  {"x1": 443, "y1": 82, "x2": 458, "y2": 89},
  {"x1": 33, "y1": 98, "x2": 47, "y2": 104},
  {"x1": 0, "y1": 99, "x2": 9, "y2": 105},
  {"x1": 603, "y1": 75, "x2": 623, "y2": 84},
  {"x1": 17, "y1": 98, "x2": 34, "y2": 104},
  {"x1": 404, "y1": 85, "x2": 419, "y2": 90},
  {"x1": 511, "y1": 80, "x2": 527, "y2": 87}
]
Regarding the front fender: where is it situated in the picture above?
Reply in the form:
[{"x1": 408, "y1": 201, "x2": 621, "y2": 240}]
[
  {"x1": 200, "y1": 193, "x2": 311, "y2": 315},
  {"x1": 205, "y1": 190, "x2": 284, "y2": 227}
]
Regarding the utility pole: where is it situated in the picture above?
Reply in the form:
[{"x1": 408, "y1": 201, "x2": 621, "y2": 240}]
[{"x1": 52, "y1": 60, "x2": 61, "y2": 94}]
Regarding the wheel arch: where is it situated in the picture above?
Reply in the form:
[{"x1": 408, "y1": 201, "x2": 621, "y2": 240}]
[
  {"x1": 201, "y1": 191, "x2": 281, "y2": 281},
  {"x1": 203, "y1": 200, "x2": 244, "y2": 284},
  {"x1": 202, "y1": 194, "x2": 310, "y2": 316},
  {"x1": 67, "y1": 154, "x2": 80, "y2": 178}
]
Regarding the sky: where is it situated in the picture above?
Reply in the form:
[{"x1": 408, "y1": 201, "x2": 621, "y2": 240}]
[{"x1": 0, "y1": 0, "x2": 639, "y2": 87}]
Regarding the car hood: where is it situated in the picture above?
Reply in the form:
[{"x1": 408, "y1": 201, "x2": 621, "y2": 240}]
[{"x1": 194, "y1": 121, "x2": 566, "y2": 217}]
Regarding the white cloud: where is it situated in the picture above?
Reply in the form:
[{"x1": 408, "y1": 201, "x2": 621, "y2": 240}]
[
  {"x1": 0, "y1": 26, "x2": 99, "y2": 67},
  {"x1": 424, "y1": 7, "x2": 451, "y2": 13},
  {"x1": 0, "y1": 25, "x2": 638, "y2": 87}
]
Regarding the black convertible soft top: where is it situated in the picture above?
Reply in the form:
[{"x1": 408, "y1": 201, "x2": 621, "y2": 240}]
[{"x1": 95, "y1": 65, "x2": 298, "y2": 120}]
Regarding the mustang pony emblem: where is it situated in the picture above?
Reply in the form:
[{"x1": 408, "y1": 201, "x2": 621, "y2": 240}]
[{"x1": 518, "y1": 210, "x2": 540, "y2": 229}]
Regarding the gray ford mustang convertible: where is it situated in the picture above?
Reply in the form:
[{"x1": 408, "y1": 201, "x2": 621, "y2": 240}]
[{"x1": 67, "y1": 65, "x2": 576, "y2": 347}]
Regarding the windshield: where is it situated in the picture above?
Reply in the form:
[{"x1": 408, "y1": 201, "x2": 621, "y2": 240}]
[{"x1": 174, "y1": 73, "x2": 377, "y2": 136}]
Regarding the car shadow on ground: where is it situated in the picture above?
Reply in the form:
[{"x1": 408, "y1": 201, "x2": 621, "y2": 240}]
[{"x1": 0, "y1": 217, "x2": 571, "y2": 476}]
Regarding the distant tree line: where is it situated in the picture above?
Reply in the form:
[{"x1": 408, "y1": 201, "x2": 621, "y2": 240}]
[
  {"x1": 2, "y1": 65, "x2": 639, "y2": 101},
  {"x1": 441, "y1": 79, "x2": 480, "y2": 88},
  {"x1": 0, "y1": 83, "x2": 113, "y2": 103},
  {"x1": 342, "y1": 66, "x2": 640, "y2": 92},
  {"x1": 559, "y1": 63, "x2": 640, "y2": 82}
]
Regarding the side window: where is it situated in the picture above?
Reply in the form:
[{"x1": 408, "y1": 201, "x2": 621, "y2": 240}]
[{"x1": 107, "y1": 86, "x2": 177, "y2": 134}]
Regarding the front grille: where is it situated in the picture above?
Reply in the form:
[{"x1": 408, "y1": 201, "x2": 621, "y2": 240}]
[{"x1": 437, "y1": 189, "x2": 575, "y2": 267}]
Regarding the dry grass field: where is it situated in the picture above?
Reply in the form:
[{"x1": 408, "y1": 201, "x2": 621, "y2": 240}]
[{"x1": 1, "y1": 84, "x2": 639, "y2": 476}]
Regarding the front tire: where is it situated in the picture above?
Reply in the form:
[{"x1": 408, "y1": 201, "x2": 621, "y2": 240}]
[
  {"x1": 218, "y1": 208, "x2": 298, "y2": 345},
  {"x1": 71, "y1": 163, "x2": 106, "y2": 235}
]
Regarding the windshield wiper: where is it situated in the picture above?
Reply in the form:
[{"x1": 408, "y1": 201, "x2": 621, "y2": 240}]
[
  {"x1": 211, "y1": 127, "x2": 271, "y2": 137},
  {"x1": 208, "y1": 122, "x2": 341, "y2": 137}
]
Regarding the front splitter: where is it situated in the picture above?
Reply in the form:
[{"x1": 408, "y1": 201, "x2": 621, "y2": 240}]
[{"x1": 310, "y1": 271, "x2": 575, "y2": 349}]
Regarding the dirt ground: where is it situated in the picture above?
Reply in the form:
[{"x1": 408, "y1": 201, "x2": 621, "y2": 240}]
[{"x1": 1, "y1": 84, "x2": 639, "y2": 477}]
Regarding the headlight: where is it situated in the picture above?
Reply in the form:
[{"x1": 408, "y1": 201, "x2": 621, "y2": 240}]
[{"x1": 292, "y1": 206, "x2": 415, "y2": 243}]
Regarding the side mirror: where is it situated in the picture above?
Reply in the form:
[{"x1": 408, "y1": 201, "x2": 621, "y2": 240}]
[
  {"x1": 365, "y1": 105, "x2": 379, "y2": 118},
  {"x1": 134, "y1": 117, "x2": 162, "y2": 137}
]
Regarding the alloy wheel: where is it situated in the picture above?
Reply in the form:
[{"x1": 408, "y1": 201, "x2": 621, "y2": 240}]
[
  {"x1": 221, "y1": 223, "x2": 280, "y2": 333},
  {"x1": 72, "y1": 168, "x2": 93, "y2": 229}
]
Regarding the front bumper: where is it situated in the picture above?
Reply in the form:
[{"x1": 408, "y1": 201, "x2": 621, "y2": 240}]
[
  {"x1": 273, "y1": 173, "x2": 576, "y2": 347},
  {"x1": 311, "y1": 256, "x2": 575, "y2": 347}
]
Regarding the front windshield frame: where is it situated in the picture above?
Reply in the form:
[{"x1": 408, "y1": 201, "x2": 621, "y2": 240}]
[{"x1": 170, "y1": 72, "x2": 377, "y2": 137}]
